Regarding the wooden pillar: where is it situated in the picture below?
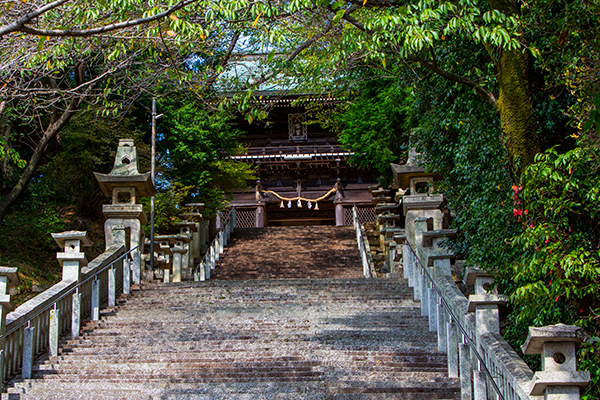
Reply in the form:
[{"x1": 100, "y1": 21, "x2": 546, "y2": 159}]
[
  {"x1": 255, "y1": 205, "x2": 265, "y2": 228},
  {"x1": 335, "y1": 202, "x2": 344, "y2": 226}
]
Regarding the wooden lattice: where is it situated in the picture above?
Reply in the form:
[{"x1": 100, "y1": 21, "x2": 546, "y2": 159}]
[
  {"x1": 235, "y1": 209, "x2": 256, "y2": 229},
  {"x1": 219, "y1": 210, "x2": 231, "y2": 227},
  {"x1": 344, "y1": 206, "x2": 375, "y2": 226}
]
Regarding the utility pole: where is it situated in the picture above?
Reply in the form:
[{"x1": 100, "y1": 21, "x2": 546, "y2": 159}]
[{"x1": 150, "y1": 98, "x2": 157, "y2": 273}]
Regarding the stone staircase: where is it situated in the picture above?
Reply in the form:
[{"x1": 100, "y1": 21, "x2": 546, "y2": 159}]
[
  {"x1": 212, "y1": 226, "x2": 364, "y2": 280},
  {"x1": 4, "y1": 227, "x2": 460, "y2": 399}
]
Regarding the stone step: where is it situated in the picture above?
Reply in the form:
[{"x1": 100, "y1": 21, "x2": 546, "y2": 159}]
[
  {"x1": 6, "y1": 379, "x2": 460, "y2": 400},
  {"x1": 4, "y1": 224, "x2": 458, "y2": 399},
  {"x1": 212, "y1": 226, "x2": 363, "y2": 280},
  {"x1": 41, "y1": 350, "x2": 449, "y2": 365}
]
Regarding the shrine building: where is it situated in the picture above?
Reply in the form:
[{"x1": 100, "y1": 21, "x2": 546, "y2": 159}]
[{"x1": 226, "y1": 94, "x2": 377, "y2": 228}]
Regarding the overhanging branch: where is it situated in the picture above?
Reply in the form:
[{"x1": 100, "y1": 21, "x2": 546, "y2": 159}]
[
  {"x1": 339, "y1": 7, "x2": 497, "y2": 108},
  {"x1": 1, "y1": 0, "x2": 199, "y2": 38}
]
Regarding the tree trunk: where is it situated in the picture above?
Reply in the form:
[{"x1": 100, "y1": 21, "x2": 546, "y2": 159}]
[
  {"x1": 0, "y1": 97, "x2": 79, "y2": 228},
  {"x1": 497, "y1": 48, "x2": 539, "y2": 174},
  {"x1": 488, "y1": 0, "x2": 540, "y2": 176}
]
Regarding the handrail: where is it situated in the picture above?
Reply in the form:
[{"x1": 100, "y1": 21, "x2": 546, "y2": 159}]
[
  {"x1": 193, "y1": 209, "x2": 236, "y2": 280},
  {"x1": 405, "y1": 241, "x2": 507, "y2": 400},
  {"x1": 0, "y1": 246, "x2": 138, "y2": 341},
  {"x1": 352, "y1": 206, "x2": 373, "y2": 278}
]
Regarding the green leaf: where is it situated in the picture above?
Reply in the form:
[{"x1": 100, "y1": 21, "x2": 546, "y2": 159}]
[
  {"x1": 333, "y1": 9, "x2": 345, "y2": 24},
  {"x1": 594, "y1": 93, "x2": 600, "y2": 109},
  {"x1": 37, "y1": 36, "x2": 46, "y2": 52}
]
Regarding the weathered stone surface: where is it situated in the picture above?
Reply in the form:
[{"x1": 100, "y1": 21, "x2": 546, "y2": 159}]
[
  {"x1": 6, "y1": 278, "x2": 460, "y2": 399},
  {"x1": 522, "y1": 324, "x2": 583, "y2": 355}
]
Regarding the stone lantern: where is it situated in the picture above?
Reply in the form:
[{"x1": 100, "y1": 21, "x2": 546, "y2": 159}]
[
  {"x1": 51, "y1": 231, "x2": 92, "y2": 282},
  {"x1": 522, "y1": 324, "x2": 590, "y2": 399},
  {"x1": 94, "y1": 139, "x2": 157, "y2": 252},
  {"x1": 0, "y1": 267, "x2": 20, "y2": 335},
  {"x1": 94, "y1": 139, "x2": 156, "y2": 283},
  {"x1": 391, "y1": 159, "x2": 442, "y2": 247}
]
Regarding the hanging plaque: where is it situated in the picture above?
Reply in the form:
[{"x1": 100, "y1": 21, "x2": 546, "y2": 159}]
[{"x1": 288, "y1": 113, "x2": 307, "y2": 141}]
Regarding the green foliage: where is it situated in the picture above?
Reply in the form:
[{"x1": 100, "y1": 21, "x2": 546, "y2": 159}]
[
  {"x1": 579, "y1": 338, "x2": 600, "y2": 400},
  {"x1": 158, "y1": 97, "x2": 256, "y2": 214},
  {"x1": 409, "y1": 71, "x2": 523, "y2": 268},
  {"x1": 141, "y1": 182, "x2": 193, "y2": 237},
  {"x1": 0, "y1": 201, "x2": 66, "y2": 283},
  {"x1": 509, "y1": 143, "x2": 600, "y2": 330},
  {"x1": 504, "y1": 140, "x2": 600, "y2": 399},
  {"x1": 306, "y1": 77, "x2": 414, "y2": 182},
  {"x1": 523, "y1": 0, "x2": 600, "y2": 131},
  {"x1": 36, "y1": 110, "x2": 149, "y2": 216}
]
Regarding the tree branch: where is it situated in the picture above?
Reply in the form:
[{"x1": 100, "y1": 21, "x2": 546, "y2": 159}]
[
  {"x1": 0, "y1": 95, "x2": 80, "y2": 226},
  {"x1": 0, "y1": 0, "x2": 71, "y2": 37},
  {"x1": 207, "y1": 31, "x2": 241, "y2": 86},
  {"x1": 248, "y1": 9, "x2": 347, "y2": 88},
  {"x1": 339, "y1": 7, "x2": 497, "y2": 108},
  {"x1": 406, "y1": 53, "x2": 497, "y2": 108},
  {"x1": 2, "y1": 0, "x2": 199, "y2": 38}
]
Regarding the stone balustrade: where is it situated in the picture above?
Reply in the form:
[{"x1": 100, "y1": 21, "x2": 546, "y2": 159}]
[
  {"x1": 192, "y1": 209, "x2": 236, "y2": 282},
  {"x1": 396, "y1": 221, "x2": 591, "y2": 400},
  {"x1": 365, "y1": 157, "x2": 592, "y2": 400},
  {"x1": 0, "y1": 226, "x2": 136, "y2": 388}
]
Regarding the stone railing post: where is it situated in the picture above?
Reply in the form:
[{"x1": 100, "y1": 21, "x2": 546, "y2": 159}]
[
  {"x1": 206, "y1": 255, "x2": 211, "y2": 280},
  {"x1": 108, "y1": 266, "x2": 116, "y2": 307},
  {"x1": 51, "y1": 231, "x2": 92, "y2": 346},
  {"x1": 198, "y1": 261, "x2": 206, "y2": 281},
  {"x1": 49, "y1": 305, "x2": 59, "y2": 357},
  {"x1": 123, "y1": 254, "x2": 131, "y2": 295},
  {"x1": 213, "y1": 240, "x2": 220, "y2": 262},
  {"x1": 447, "y1": 318, "x2": 459, "y2": 378},
  {"x1": 22, "y1": 323, "x2": 34, "y2": 380},
  {"x1": 0, "y1": 267, "x2": 20, "y2": 385},
  {"x1": 388, "y1": 241, "x2": 397, "y2": 275},
  {"x1": 91, "y1": 277, "x2": 100, "y2": 321},
  {"x1": 522, "y1": 324, "x2": 590, "y2": 400},
  {"x1": 51, "y1": 231, "x2": 92, "y2": 282},
  {"x1": 459, "y1": 340, "x2": 473, "y2": 400},
  {"x1": 171, "y1": 240, "x2": 187, "y2": 283},
  {"x1": 465, "y1": 267, "x2": 508, "y2": 400},
  {"x1": 465, "y1": 268, "x2": 508, "y2": 337}
]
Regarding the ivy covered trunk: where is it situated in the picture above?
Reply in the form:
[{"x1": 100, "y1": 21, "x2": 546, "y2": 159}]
[
  {"x1": 497, "y1": 48, "x2": 540, "y2": 174},
  {"x1": 489, "y1": 0, "x2": 540, "y2": 176}
]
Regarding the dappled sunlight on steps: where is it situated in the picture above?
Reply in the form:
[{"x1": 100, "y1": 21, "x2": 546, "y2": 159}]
[{"x1": 4, "y1": 278, "x2": 460, "y2": 399}]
